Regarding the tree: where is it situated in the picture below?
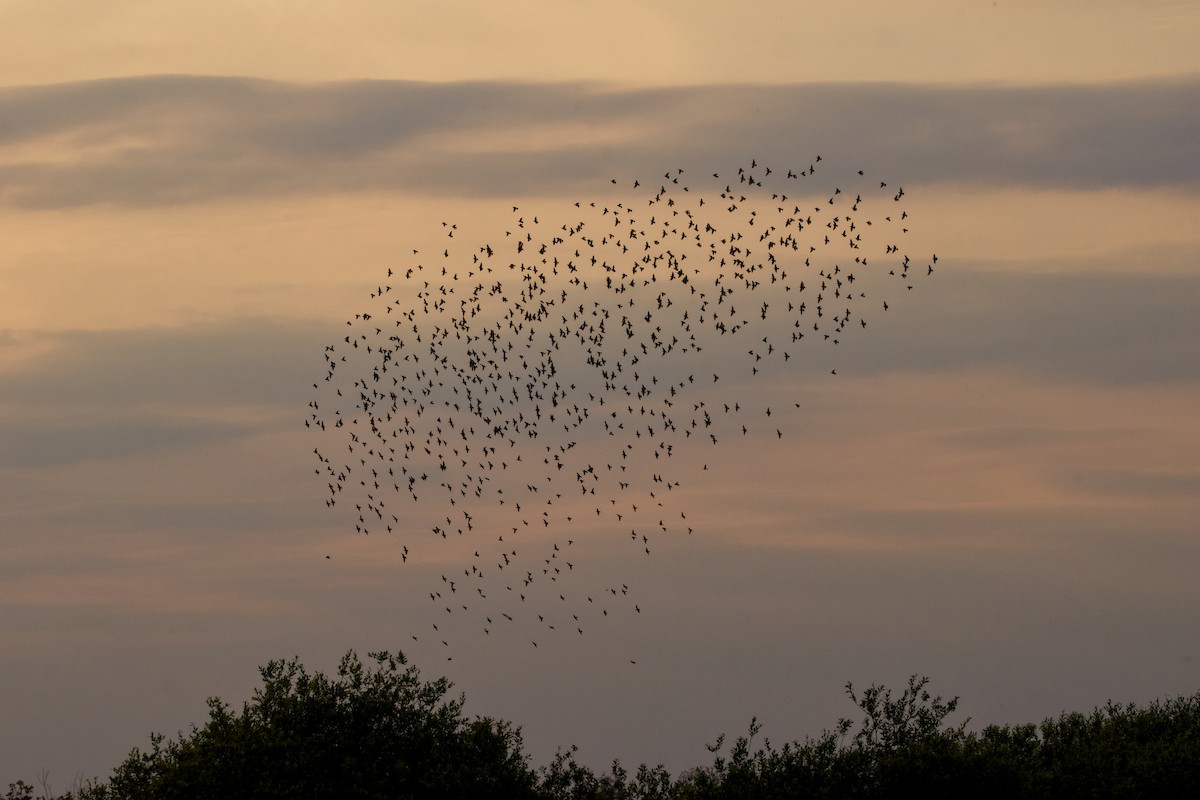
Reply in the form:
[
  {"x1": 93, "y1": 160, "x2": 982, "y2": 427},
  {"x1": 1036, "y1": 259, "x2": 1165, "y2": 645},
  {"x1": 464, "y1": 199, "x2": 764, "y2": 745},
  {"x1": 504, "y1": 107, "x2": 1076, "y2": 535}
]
[
  {"x1": 17, "y1": 665, "x2": 1200, "y2": 799},
  {"x1": 671, "y1": 676, "x2": 969, "y2": 800},
  {"x1": 92, "y1": 650, "x2": 539, "y2": 800}
]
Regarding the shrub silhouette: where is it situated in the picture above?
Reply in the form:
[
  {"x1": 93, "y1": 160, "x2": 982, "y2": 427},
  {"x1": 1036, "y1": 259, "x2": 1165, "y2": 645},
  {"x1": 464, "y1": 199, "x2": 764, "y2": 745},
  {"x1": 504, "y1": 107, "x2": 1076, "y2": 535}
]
[
  {"x1": 13, "y1": 662, "x2": 1200, "y2": 799},
  {"x1": 87, "y1": 650, "x2": 538, "y2": 800}
]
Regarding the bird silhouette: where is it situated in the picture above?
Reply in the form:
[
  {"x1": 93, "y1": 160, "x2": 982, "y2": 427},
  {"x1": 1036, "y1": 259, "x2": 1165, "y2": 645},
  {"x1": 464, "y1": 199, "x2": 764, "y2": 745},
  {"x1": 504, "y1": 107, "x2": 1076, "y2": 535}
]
[{"x1": 309, "y1": 156, "x2": 937, "y2": 657}]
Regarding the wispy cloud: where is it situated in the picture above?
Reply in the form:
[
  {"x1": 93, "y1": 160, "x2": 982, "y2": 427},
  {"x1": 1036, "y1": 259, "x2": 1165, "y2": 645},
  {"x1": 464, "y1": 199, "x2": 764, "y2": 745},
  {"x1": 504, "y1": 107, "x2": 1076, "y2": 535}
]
[
  {"x1": 2, "y1": 76, "x2": 1198, "y2": 208},
  {"x1": 0, "y1": 319, "x2": 324, "y2": 409},
  {"x1": 2, "y1": 257, "x2": 1196, "y2": 475},
  {"x1": 849, "y1": 270, "x2": 1200, "y2": 384},
  {"x1": 0, "y1": 319, "x2": 324, "y2": 467}
]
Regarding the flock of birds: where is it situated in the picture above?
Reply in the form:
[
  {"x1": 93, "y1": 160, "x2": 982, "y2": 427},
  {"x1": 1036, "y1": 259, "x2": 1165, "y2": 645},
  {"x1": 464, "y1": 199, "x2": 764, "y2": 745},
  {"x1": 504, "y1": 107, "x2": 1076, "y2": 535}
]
[{"x1": 308, "y1": 157, "x2": 937, "y2": 658}]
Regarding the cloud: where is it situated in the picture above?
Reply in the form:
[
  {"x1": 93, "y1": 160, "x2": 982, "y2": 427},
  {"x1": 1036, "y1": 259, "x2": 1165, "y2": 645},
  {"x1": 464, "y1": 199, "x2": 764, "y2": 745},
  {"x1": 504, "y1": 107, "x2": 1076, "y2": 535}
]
[
  {"x1": 0, "y1": 318, "x2": 326, "y2": 409},
  {"x1": 1056, "y1": 467, "x2": 1200, "y2": 500},
  {"x1": 0, "y1": 318, "x2": 328, "y2": 467},
  {"x1": 3, "y1": 260, "x2": 1197, "y2": 473},
  {"x1": 842, "y1": 269, "x2": 1200, "y2": 385},
  {"x1": 0, "y1": 413, "x2": 257, "y2": 469},
  {"x1": 1, "y1": 75, "x2": 1198, "y2": 208}
]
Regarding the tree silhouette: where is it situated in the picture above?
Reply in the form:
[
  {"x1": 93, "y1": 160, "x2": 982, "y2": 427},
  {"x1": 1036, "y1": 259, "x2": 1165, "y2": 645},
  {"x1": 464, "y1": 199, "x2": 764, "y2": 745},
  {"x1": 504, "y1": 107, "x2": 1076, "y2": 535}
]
[
  {"x1": 13, "y1": 665, "x2": 1200, "y2": 799},
  {"x1": 93, "y1": 650, "x2": 538, "y2": 800}
]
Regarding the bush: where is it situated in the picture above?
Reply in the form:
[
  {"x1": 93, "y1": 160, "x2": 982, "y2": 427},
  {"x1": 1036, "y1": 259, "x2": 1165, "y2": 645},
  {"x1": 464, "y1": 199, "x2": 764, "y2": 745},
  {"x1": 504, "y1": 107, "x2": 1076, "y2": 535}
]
[
  {"x1": 90, "y1": 650, "x2": 538, "y2": 800},
  {"x1": 17, "y1": 663, "x2": 1200, "y2": 799}
]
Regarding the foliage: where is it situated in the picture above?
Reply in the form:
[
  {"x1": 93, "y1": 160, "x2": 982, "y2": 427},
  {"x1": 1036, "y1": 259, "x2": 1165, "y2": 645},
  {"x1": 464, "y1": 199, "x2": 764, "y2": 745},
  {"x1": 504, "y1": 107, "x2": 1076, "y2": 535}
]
[
  {"x1": 530, "y1": 675, "x2": 1200, "y2": 800},
  {"x1": 538, "y1": 747, "x2": 673, "y2": 800},
  {"x1": 13, "y1": 662, "x2": 1200, "y2": 799},
  {"x1": 664, "y1": 677, "x2": 1200, "y2": 800},
  {"x1": 2, "y1": 782, "x2": 32, "y2": 800},
  {"x1": 69, "y1": 650, "x2": 538, "y2": 800}
]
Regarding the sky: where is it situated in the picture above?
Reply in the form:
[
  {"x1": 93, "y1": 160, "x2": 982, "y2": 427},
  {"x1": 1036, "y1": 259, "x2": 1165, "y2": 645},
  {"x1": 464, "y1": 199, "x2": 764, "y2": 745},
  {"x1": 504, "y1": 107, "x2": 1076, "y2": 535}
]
[{"x1": 2, "y1": 0, "x2": 1200, "y2": 788}]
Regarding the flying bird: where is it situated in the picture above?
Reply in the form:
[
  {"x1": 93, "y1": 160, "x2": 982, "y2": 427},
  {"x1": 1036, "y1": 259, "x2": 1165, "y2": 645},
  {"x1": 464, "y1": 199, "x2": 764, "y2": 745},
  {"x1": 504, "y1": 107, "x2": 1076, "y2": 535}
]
[{"x1": 309, "y1": 156, "x2": 937, "y2": 656}]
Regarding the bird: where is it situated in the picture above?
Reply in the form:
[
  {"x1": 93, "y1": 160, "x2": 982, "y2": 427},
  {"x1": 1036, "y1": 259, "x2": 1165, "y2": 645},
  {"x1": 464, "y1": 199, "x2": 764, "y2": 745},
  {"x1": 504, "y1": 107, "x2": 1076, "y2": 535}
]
[{"x1": 309, "y1": 156, "x2": 936, "y2": 655}]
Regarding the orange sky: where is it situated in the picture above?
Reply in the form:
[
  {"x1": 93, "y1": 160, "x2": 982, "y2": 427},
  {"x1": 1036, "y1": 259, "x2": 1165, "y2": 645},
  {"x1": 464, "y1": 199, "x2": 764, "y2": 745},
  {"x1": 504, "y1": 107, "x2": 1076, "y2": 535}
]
[
  {"x1": 2, "y1": 1, "x2": 1199, "y2": 787},
  {"x1": 3, "y1": 0, "x2": 1199, "y2": 86}
]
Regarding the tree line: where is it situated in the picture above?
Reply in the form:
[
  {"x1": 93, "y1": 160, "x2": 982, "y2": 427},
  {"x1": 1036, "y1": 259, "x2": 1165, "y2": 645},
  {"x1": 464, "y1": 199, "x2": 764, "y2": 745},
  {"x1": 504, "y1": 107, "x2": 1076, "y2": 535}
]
[{"x1": 7, "y1": 650, "x2": 1198, "y2": 799}]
